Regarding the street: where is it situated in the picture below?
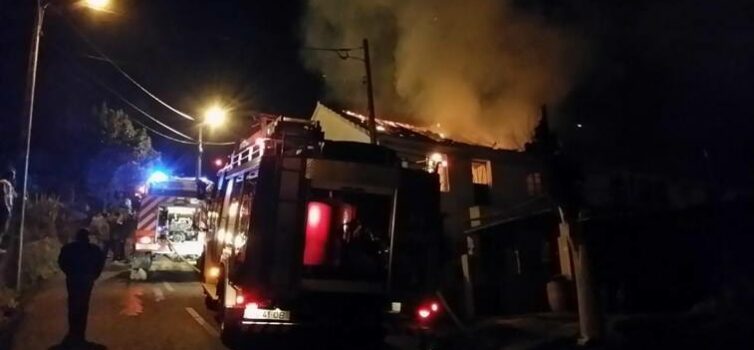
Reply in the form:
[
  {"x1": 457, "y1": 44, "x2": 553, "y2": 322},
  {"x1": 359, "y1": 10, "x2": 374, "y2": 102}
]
[
  {"x1": 11, "y1": 257, "x2": 421, "y2": 350},
  {"x1": 12, "y1": 257, "x2": 226, "y2": 350}
]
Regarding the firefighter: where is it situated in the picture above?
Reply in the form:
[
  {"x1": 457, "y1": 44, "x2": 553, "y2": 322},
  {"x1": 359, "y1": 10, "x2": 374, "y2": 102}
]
[
  {"x1": 58, "y1": 229, "x2": 106, "y2": 348},
  {"x1": 0, "y1": 168, "x2": 16, "y2": 253}
]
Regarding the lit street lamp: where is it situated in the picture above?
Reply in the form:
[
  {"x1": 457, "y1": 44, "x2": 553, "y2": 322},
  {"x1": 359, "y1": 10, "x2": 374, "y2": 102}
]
[
  {"x1": 197, "y1": 105, "x2": 227, "y2": 179},
  {"x1": 17, "y1": 0, "x2": 112, "y2": 291}
]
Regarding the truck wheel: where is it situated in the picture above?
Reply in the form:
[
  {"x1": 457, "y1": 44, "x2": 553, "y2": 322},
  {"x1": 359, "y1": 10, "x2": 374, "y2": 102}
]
[{"x1": 220, "y1": 311, "x2": 243, "y2": 348}]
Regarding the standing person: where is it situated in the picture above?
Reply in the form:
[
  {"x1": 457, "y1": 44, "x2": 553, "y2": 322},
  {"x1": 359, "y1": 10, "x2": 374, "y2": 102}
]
[
  {"x1": 0, "y1": 168, "x2": 17, "y2": 253},
  {"x1": 110, "y1": 212, "x2": 126, "y2": 262},
  {"x1": 57, "y1": 229, "x2": 105, "y2": 348}
]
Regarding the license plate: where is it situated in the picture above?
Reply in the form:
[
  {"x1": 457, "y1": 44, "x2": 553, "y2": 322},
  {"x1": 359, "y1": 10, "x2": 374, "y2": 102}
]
[{"x1": 243, "y1": 307, "x2": 291, "y2": 321}]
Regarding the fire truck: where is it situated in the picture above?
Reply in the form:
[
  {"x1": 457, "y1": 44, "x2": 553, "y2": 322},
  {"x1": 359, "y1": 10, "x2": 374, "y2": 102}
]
[
  {"x1": 200, "y1": 117, "x2": 445, "y2": 346},
  {"x1": 132, "y1": 176, "x2": 211, "y2": 273}
]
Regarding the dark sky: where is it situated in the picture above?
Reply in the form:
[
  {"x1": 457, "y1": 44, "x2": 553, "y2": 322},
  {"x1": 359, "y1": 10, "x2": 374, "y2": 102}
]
[{"x1": 1, "y1": 0, "x2": 753, "y2": 187}]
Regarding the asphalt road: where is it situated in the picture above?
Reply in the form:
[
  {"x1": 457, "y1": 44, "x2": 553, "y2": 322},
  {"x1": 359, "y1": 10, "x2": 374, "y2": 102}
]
[
  {"x1": 12, "y1": 257, "x2": 227, "y2": 350},
  {"x1": 11, "y1": 257, "x2": 422, "y2": 350}
]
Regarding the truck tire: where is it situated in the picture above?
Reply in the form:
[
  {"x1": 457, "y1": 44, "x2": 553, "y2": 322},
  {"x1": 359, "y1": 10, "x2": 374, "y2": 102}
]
[{"x1": 220, "y1": 309, "x2": 243, "y2": 348}]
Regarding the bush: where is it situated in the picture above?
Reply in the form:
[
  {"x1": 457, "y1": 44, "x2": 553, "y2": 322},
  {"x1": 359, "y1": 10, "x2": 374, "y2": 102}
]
[
  {"x1": 21, "y1": 237, "x2": 62, "y2": 285},
  {"x1": 22, "y1": 195, "x2": 62, "y2": 242}
]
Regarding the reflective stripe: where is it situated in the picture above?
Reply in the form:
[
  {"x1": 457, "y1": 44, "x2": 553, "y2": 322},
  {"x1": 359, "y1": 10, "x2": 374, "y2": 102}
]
[
  {"x1": 137, "y1": 212, "x2": 157, "y2": 231},
  {"x1": 138, "y1": 197, "x2": 162, "y2": 220}
]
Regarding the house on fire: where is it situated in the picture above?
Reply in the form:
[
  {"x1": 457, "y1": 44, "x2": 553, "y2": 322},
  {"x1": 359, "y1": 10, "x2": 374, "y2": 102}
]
[
  {"x1": 311, "y1": 102, "x2": 550, "y2": 242},
  {"x1": 312, "y1": 102, "x2": 558, "y2": 316}
]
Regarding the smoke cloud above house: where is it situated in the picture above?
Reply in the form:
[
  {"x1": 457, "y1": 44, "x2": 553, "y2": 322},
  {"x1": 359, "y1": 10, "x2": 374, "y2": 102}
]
[{"x1": 301, "y1": 0, "x2": 585, "y2": 150}]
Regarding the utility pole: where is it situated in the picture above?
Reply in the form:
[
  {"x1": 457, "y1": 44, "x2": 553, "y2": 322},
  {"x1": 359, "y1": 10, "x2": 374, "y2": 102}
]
[
  {"x1": 362, "y1": 38, "x2": 377, "y2": 145},
  {"x1": 17, "y1": 0, "x2": 48, "y2": 291},
  {"x1": 536, "y1": 105, "x2": 602, "y2": 344}
]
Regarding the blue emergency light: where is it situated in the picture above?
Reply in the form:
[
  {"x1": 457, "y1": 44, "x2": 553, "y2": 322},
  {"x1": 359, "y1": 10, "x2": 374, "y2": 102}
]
[{"x1": 147, "y1": 170, "x2": 169, "y2": 183}]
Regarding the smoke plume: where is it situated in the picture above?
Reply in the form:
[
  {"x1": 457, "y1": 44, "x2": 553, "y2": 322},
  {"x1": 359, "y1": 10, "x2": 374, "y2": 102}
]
[{"x1": 302, "y1": 0, "x2": 584, "y2": 149}]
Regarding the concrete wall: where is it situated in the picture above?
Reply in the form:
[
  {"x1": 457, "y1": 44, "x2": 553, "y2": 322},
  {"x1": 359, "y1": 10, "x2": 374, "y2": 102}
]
[{"x1": 311, "y1": 103, "x2": 371, "y2": 144}]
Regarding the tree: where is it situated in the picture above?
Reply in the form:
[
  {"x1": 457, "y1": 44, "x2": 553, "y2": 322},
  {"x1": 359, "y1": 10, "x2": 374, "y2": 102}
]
[{"x1": 86, "y1": 102, "x2": 159, "y2": 209}]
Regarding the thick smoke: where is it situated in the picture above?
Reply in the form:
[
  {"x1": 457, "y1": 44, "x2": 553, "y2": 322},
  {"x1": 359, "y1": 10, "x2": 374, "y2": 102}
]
[{"x1": 302, "y1": 0, "x2": 584, "y2": 149}]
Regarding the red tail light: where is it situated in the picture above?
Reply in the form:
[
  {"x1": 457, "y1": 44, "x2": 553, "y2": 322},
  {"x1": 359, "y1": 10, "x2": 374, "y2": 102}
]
[
  {"x1": 235, "y1": 295, "x2": 245, "y2": 305},
  {"x1": 417, "y1": 300, "x2": 441, "y2": 321},
  {"x1": 303, "y1": 202, "x2": 332, "y2": 266}
]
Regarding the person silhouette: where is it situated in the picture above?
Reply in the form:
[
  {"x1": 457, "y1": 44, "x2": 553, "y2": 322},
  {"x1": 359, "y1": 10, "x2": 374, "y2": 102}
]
[
  {"x1": 57, "y1": 229, "x2": 106, "y2": 348},
  {"x1": 0, "y1": 168, "x2": 17, "y2": 253}
]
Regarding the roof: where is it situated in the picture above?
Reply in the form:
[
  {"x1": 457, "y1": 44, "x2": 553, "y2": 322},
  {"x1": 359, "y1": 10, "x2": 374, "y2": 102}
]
[{"x1": 314, "y1": 102, "x2": 507, "y2": 150}]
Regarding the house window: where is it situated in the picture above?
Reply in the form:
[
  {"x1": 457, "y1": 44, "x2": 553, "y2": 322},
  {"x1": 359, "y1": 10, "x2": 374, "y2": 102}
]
[
  {"x1": 527, "y1": 172, "x2": 544, "y2": 196},
  {"x1": 427, "y1": 152, "x2": 450, "y2": 192},
  {"x1": 471, "y1": 160, "x2": 492, "y2": 185}
]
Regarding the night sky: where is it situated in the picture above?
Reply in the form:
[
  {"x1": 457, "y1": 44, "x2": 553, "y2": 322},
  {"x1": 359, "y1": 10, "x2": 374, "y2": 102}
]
[{"x1": 1, "y1": 0, "x2": 753, "y2": 189}]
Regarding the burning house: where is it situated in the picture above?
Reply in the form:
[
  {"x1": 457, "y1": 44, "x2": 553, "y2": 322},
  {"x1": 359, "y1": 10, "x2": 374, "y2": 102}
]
[
  {"x1": 312, "y1": 102, "x2": 550, "y2": 241},
  {"x1": 312, "y1": 103, "x2": 558, "y2": 316}
]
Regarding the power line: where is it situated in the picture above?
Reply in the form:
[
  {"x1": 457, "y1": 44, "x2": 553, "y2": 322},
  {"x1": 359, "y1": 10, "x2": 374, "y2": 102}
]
[
  {"x1": 60, "y1": 12, "x2": 197, "y2": 122},
  {"x1": 128, "y1": 118, "x2": 196, "y2": 144},
  {"x1": 51, "y1": 42, "x2": 195, "y2": 140}
]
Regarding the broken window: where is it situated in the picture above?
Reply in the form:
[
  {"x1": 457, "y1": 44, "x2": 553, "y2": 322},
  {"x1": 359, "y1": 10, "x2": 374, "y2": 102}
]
[
  {"x1": 427, "y1": 153, "x2": 450, "y2": 192},
  {"x1": 471, "y1": 159, "x2": 492, "y2": 185}
]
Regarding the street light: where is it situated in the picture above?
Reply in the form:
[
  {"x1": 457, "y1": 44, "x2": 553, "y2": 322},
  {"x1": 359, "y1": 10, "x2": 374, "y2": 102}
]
[
  {"x1": 196, "y1": 104, "x2": 227, "y2": 179},
  {"x1": 83, "y1": 0, "x2": 110, "y2": 11},
  {"x1": 17, "y1": 0, "x2": 113, "y2": 291}
]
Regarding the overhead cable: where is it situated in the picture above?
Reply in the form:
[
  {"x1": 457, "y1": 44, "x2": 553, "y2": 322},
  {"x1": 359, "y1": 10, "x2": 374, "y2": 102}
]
[{"x1": 61, "y1": 13, "x2": 197, "y2": 121}]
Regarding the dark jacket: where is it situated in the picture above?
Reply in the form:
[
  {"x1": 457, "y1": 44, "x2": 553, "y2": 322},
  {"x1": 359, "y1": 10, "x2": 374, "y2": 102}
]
[{"x1": 58, "y1": 240, "x2": 106, "y2": 283}]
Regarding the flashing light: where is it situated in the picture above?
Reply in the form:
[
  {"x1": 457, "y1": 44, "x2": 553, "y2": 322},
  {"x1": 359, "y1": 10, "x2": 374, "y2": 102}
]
[
  {"x1": 418, "y1": 308, "x2": 431, "y2": 319},
  {"x1": 147, "y1": 171, "x2": 169, "y2": 183},
  {"x1": 214, "y1": 158, "x2": 224, "y2": 167},
  {"x1": 207, "y1": 266, "x2": 220, "y2": 278},
  {"x1": 138, "y1": 236, "x2": 152, "y2": 245}
]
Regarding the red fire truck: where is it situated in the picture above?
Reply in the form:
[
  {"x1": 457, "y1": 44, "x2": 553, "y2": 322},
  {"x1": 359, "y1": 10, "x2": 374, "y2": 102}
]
[{"x1": 199, "y1": 117, "x2": 445, "y2": 346}]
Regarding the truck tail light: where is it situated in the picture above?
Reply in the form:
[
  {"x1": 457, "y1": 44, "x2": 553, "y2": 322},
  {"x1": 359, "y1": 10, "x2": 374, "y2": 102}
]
[
  {"x1": 138, "y1": 236, "x2": 152, "y2": 244},
  {"x1": 417, "y1": 299, "x2": 441, "y2": 321}
]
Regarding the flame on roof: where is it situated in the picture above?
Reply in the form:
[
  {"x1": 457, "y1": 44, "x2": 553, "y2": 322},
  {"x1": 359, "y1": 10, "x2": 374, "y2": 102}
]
[{"x1": 342, "y1": 110, "x2": 499, "y2": 149}]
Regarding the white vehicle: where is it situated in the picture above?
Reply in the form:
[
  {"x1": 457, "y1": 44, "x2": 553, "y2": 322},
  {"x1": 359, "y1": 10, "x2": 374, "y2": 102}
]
[{"x1": 132, "y1": 176, "x2": 211, "y2": 272}]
